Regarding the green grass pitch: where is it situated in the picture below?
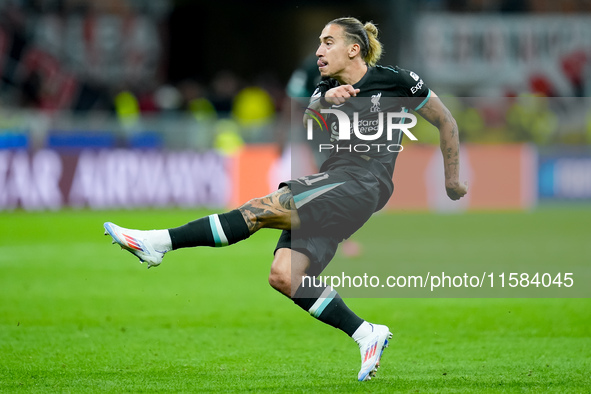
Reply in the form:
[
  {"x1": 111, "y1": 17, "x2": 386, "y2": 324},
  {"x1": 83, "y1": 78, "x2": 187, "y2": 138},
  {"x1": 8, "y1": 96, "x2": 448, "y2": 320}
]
[{"x1": 1, "y1": 207, "x2": 590, "y2": 392}]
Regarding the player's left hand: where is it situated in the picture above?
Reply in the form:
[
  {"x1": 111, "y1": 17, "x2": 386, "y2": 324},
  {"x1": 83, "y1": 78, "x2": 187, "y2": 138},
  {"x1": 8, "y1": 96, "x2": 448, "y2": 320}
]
[{"x1": 445, "y1": 180, "x2": 468, "y2": 200}]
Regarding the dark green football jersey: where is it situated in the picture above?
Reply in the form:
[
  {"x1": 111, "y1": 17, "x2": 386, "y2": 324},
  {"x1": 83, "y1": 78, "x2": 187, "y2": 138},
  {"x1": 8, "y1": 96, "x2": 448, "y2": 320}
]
[{"x1": 311, "y1": 65, "x2": 431, "y2": 208}]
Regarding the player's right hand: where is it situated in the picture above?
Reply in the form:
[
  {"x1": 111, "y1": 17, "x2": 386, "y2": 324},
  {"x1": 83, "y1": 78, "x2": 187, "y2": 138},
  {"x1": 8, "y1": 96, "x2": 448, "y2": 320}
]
[
  {"x1": 446, "y1": 180, "x2": 469, "y2": 201},
  {"x1": 325, "y1": 85, "x2": 360, "y2": 105}
]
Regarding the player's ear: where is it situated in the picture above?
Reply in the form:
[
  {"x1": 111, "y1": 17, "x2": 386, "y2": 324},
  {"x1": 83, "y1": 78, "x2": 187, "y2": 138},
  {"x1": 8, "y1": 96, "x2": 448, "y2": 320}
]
[{"x1": 348, "y1": 43, "x2": 360, "y2": 59}]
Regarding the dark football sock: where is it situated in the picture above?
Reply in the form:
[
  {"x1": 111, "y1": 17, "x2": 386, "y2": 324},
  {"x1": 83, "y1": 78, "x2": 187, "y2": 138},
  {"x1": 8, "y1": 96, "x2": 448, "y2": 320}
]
[
  {"x1": 292, "y1": 281, "x2": 364, "y2": 337},
  {"x1": 168, "y1": 210, "x2": 250, "y2": 250}
]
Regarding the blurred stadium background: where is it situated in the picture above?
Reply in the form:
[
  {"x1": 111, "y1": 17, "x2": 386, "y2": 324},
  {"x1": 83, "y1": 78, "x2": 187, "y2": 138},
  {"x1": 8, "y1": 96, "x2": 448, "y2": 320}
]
[
  {"x1": 1, "y1": 0, "x2": 590, "y2": 392},
  {"x1": 0, "y1": 0, "x2": 590, "y2": 210}
]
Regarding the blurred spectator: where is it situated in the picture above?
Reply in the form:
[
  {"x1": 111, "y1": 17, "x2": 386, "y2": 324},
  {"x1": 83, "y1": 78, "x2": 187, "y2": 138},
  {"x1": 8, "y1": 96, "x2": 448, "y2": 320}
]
[
  {"x1": 114, "y1": 90, "x2": 140, "y2": 129},
  {"x1": 19, "y1": 70, "x2": 42, "y2": 108},
  {"x1": 231, "y1": 86, "x2": 276, "y2": 142},
  {"x1": 178, "y1": 79, "x2": 217, "y2": 121},
  {"x1": 561, "y1": 50, "x2": 588, "y2": 97},
  {"x1": 210, "y1": 71, "x2": 241, "y2": 113},
  {"x1": 154, "y1": 84, "x2": 182, "y2": 112},
  {"x1": 214, "y1": 119, "x2": 244, "y2": 156},
  {"x1": 529, "y1": 74, "x2": 557, "y2": 97},
  {"x1": 255, "y1": 71, "x2": 285, "y2": 112},
  {"x1": 232, "y1": 86, "x2": 275, "y2": 127}
]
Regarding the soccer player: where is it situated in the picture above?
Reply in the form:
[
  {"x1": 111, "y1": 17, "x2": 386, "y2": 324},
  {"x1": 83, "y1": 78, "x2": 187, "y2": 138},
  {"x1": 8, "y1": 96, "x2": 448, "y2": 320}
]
[
  {"x1": 286, "y1": 55, "x2": 363, "y2": 258},
  {"x1": 104, "y1": 17, "x2": 468, "y2": 381}
]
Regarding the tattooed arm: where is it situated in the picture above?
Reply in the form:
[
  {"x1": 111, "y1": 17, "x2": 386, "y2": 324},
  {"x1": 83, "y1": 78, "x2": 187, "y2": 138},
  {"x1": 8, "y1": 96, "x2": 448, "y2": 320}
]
[
  {"x1": 238, "y1": 186, "x2": 300, "y2": 233},
  {"x1": 416, "y1": 91, "x2": 468, "y2": 200}
]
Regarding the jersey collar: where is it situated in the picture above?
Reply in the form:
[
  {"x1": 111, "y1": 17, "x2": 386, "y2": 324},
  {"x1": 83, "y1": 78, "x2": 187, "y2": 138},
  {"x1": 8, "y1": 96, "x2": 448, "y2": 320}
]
[{"x1": 352, "y1": 66, "x2": 373, "y2": 89}]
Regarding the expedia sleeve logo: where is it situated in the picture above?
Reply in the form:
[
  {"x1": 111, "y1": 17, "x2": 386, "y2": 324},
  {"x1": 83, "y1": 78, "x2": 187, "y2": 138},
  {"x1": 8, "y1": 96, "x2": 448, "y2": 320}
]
[
  {"x1": 409, "y1": 71, "x2": 424, "y2": 95},
  {"x1": 410, "y1": 80, "x2": 424, "y2": 94}
]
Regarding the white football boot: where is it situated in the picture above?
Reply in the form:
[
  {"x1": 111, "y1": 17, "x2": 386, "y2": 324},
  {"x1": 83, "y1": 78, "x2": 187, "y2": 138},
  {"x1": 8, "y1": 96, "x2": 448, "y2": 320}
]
[
  {"x1": 103, "y1": 222, "x2": 168, "y2": 268},
  {"x1": 356, "y1": 323, "x2": 392, "y2": 381}
]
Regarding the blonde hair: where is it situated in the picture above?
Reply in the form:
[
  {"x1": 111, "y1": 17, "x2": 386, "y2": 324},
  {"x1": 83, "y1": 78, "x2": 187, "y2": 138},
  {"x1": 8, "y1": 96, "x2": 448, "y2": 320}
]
[{"x1": 328, "y1": 17, "x2": 383, "y2": 67}]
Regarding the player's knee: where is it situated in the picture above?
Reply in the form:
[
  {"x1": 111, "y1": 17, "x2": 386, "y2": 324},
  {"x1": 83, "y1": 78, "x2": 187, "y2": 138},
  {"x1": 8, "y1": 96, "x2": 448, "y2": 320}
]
[
  {"x1": 268, "y1": 264, "x2": 290, "y2": 294},
  {"x1": 269, "y1": 252, "x2": 292, "y2": 296}
]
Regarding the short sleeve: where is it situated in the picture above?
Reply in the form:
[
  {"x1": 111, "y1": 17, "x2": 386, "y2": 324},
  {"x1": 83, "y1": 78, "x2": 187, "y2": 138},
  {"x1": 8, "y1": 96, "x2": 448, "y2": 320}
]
[{"x1": 397, "y1": 68, "x2": 431, "y2": 111}]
